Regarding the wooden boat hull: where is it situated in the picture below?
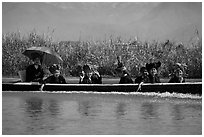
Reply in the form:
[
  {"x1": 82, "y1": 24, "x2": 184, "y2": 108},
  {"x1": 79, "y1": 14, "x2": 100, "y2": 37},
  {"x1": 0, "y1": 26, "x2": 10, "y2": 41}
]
[{"x1": 2, "y1": 82, "x2": 202, "y2": 95}]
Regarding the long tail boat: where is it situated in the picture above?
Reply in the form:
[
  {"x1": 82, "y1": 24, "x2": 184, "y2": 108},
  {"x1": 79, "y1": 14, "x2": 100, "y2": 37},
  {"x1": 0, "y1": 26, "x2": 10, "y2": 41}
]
[{"x1": 2, "y1": 82, "x2": 202, "y2": 95}]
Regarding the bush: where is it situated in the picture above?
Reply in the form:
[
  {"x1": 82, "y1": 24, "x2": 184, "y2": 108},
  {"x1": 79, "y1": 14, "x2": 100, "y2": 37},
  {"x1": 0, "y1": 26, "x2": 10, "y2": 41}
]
[{"x1": 2, "y1": 31, "x2": 202, "y2": 78}]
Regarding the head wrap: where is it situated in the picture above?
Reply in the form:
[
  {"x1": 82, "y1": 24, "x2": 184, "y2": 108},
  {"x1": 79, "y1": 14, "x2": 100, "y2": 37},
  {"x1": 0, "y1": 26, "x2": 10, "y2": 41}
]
[
  {"x1": 49, "y1": 64, "x2": 60, "y2": 74},
  {"x1": 146, "y1": 61, "x2": 161, "y2": 72}
]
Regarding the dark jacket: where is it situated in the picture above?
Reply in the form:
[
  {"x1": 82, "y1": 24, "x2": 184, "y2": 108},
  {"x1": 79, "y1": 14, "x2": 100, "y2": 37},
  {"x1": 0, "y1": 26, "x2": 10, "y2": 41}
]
[
  {"x1": 135, "y1": 75, "x2": 150, "y2": 83},
  {"x1": 119, "y1": 74, "x2": 133, "y2": 84},
  {"x1": 91, "y1": 73, "x2": 102, "y2": 84},
  {"x1": 44, "y1": 75, "x2": 66, "y2": 84},
  {"x1": 26, "y1": 64, "x2": 44, "y2": 82},
  {"x1": 115, "y1": 62, "x2": 124, "y2": 72},
  {"x1": 148, "y1": 75, "x2": 161, "y2": 83},
  {"x1": 117, "y1": 62, "x2": 123, "y2": 68},
  {"x1": 79, "y1": 72, "x2": 102, "y2": 84},
  {"x1": 168, "y1": 76, "x2": 185, "y2": 83}
]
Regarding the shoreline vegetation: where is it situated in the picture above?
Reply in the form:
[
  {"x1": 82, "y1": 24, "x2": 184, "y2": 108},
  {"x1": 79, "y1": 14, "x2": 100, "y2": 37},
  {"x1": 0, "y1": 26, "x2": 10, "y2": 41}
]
[{"x1": 2, "y1": 30, "x2": 202, "y2": 79}]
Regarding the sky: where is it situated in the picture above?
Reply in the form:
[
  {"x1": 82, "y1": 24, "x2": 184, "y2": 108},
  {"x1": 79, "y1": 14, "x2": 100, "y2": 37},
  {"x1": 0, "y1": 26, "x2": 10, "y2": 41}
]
[{"x1": 2, "y1": 2, "x2": 202, "y2": 43}]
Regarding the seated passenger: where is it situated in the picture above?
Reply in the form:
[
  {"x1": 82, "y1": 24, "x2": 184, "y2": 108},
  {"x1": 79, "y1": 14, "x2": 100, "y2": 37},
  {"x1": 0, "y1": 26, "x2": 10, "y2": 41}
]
[
  {"x1": 135, "y1": 67, "x2": 150, "y2": 83},
  {"x1": 118, "y1": 67, "x2": 133, "y2": 84},
  {"x1": 91, "y1": 65, "x2": 102, "y2": 84},
  {"x1": 115, "y1": 56, "x2": 124, "y2": 73},
  {"x1": 43, "y1": 64, "x2": 66, "y2": 84},
  {"x1": 146, "y1": 61, "x2": 161, "y2": 83},
  {"x1": 169, "y1": 63, "x2": 185, "y2": 83},
  {"x1": 26, "y1": 53, "x2": 44, "y2": 82},
  {"x1": 79, "y1": 64, "x2": 92, "y2": 84}
]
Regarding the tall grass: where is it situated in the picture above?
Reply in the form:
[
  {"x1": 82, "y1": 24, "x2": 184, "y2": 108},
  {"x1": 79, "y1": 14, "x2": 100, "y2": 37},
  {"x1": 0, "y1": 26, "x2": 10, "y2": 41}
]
[{"x1": 2, "y1": 31, "x2": 202, "y2": 78}]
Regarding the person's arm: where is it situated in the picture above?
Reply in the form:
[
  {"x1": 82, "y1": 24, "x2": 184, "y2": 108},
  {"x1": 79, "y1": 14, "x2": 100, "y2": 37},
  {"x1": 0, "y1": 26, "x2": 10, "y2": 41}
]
[
  {"x1": 32, "y1": 66, "x2": 45, "y2": 83},
  {"x1": 182, "y1": 78, "x2": 185, "y2": 83},
  {"x1": 43, "y1": 76, "x2": 52, "y2": 84},
  {"x1": 79, "y1": 71, "x2": 84, "y2": 84},
  {"x1": 79, "y1": 75, "x2": 84, "y2": 84},
  {"x1": 39, "y1": 66, "x2": 45, "y2": 79}
]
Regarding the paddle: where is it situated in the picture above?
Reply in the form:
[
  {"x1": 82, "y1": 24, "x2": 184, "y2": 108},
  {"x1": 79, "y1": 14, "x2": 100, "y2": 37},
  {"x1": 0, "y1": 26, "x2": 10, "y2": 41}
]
[
  {"x1": 136, "y1": 82, "x2": 143, "y2": 92},
  {"x1": 40, "y1": 84, "x2": 45, "y2": 91}
]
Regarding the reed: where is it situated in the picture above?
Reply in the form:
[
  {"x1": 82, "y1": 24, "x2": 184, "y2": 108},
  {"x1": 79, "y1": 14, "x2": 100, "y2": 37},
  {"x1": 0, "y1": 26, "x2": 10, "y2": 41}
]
[{"x1": 2, "y1": 31, "x2": 202, "y2": 78}]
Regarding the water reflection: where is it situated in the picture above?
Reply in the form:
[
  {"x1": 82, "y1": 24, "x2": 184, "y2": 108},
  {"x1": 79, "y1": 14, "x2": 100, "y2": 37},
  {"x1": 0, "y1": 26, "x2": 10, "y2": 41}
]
[
  {"x1": 24, "y1": 97, "x2": 44, "y2": 134},
  {"x1": 78, "y1": 100, "x2": 91, "y2": 116},
  {"x1": 48, "y1": 99, "x2": 60, "y2": 117},
  {"x1": 25, "y1": 97, "x2": 43, "y2": 118},
  {"x1": 171, "y1": 104, "x2": 184, "y2": 121},
  {"x1": 78, "y1": 99, "x2": 101, "y2": 117},
  {"x1": 140, "y1": 102, "x2": 159, "y2": 119},
  {"x1": 185, "y1": 104, "x2": 202, "y2": 112},
  {"x1": 2, "y1": 92, "x2": 202, "y2": 135},
  {"x1": 115, "y1": 102, "x2": 127, "y2": 119},
  {"x1": 170, "y1": 103, "x2": 202, "y2": 122},
  {"x1": 24, "y1": 97, "x2": 61, "y2": 134},
  {"x1": 25, "y1": 97, "x2": 60, "y2": 117}
]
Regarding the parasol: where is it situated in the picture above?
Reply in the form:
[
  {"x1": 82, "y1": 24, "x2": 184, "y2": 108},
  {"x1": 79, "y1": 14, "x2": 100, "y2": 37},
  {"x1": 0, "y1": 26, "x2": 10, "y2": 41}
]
[{"x1": 22, "y1": 46, "x2": 63, "y2": 66}]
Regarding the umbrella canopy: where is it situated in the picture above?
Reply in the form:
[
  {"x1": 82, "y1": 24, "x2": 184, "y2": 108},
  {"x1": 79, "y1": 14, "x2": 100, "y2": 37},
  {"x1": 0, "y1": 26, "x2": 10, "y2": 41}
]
[{"x1": 22, "y1": 46, "x2": 63, "y2": 66}]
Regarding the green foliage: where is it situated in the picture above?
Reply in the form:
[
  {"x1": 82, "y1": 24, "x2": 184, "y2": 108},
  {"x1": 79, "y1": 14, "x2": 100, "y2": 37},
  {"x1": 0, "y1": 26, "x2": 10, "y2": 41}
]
[{"x1": 2, "y1": 31, "x2": 202, "y2": 78}]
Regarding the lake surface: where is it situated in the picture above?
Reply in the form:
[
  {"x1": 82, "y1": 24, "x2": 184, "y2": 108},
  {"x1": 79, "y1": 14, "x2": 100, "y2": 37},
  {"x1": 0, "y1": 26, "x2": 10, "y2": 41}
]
[{"x1": 2, "y1": 91, "x2": 202, "y2": 135}]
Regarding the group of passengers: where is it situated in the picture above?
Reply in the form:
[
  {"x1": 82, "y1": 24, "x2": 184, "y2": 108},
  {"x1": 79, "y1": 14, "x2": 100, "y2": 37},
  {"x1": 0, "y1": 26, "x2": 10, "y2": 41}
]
[
  {"x1": 25, "y1": 53, "x2": 66, "y2": 84},
  {"x1": 25, "y1": 53, "x2": 186, "y2": 84}
]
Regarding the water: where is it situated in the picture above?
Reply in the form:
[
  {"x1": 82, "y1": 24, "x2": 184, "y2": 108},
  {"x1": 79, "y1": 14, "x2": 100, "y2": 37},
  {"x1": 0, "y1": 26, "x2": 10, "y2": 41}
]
[{"x1": 2, "y1": 91, "x2": 202, "y2": 135}]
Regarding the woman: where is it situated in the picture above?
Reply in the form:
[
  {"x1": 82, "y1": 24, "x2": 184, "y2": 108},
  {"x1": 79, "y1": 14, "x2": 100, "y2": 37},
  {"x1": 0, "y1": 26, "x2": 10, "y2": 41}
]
[
  {"x1": 79, "y1": 64, "x2": 102, "y2": 84},
  {"x1": 118, "y1": 67, "x2": 133, "y2": 84},
  {"x1": 135, "y1": 67, "x2": 150, "y2": 84},
  {"x1": 115, "y1": 56, "x2": 124, "y2": 73},
  {"x1": 146, "y1": 61, "x2": 161, "y2": 83},
  {"x1": 169, "y1": 63, "x2": 185, "y2": 83},
  {"x1": 43, "y1": 64, "x2": 66, "y2": 84},
  {"x1": 79, "y1": 64, "x2": 92, "y2": 84},
  {"x1": 26, "y1": 53, "x2": 44, "y2": 82},
  {"x1": 91, "y1": 65, "x2": 102, "y2": 84}
]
